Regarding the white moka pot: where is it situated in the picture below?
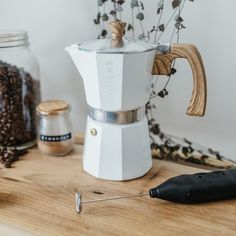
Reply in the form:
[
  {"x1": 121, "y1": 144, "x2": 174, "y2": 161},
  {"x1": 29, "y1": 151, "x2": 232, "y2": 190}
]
[{"x1": 66, "y1": 21, "x2": 207, "y2": 180}]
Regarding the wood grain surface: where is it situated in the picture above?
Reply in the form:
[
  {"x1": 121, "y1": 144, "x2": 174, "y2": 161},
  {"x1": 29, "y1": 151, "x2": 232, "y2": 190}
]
[
  {"x1": 152, "y1": 43, "x2": 207, "y2": 117},
  {"x1": 0, "y1": 145, "x2": 236, "y2": 236}
]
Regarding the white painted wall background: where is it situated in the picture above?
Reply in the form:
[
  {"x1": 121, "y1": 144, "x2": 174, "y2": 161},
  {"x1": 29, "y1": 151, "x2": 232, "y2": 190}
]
[{"x1": 0, "y1": 0, "x2": 235, "y2": 159}]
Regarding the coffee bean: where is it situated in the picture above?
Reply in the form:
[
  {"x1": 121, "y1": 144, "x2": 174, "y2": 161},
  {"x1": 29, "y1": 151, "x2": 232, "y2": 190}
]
[
  {"x1": 4, "y1": 160, "x2": 11, "y2": 168},
  {"x1": 4, "y1": 152, "x2": 9, "y2": 158},
  {"x1": 0, "y1": 146, "x2": 28, "y2": 168},
  {"x1": 0, "y1": 60, "x2": 40, "y2": 147}
]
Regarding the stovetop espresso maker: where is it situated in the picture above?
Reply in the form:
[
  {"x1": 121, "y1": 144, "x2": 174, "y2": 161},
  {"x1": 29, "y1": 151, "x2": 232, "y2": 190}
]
[{"x1": 66, "y1": 21, "x2": 207, "y2": 181}]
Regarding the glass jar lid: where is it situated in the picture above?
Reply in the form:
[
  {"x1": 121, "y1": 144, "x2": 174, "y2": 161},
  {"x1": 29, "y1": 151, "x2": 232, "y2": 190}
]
[
  {"x1": 37, "y1": 100, "x2": 71, "y2": 116},
  {"x1": 0, "y1": 30, "x2": 28, "y2": 48}
]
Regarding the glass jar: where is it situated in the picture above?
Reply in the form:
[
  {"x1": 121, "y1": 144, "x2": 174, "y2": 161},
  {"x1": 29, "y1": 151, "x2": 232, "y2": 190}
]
[
  {"x1": 37, "y1": 100, "x2": 74, "y2": 156},
  {"x1": 0, "y1": 30, "x2": 41, "y2": 149}
]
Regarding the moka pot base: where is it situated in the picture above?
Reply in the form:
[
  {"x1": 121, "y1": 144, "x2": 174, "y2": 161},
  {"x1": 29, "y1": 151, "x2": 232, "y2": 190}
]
[{"x1": 83, "y1": 113, "x2": 152, "y2": 181}]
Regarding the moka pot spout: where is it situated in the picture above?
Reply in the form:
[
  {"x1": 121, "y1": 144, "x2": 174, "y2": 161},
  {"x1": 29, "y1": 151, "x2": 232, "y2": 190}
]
[{"x1": 65, "y1": 44, "x2": 96, "y2": 81}]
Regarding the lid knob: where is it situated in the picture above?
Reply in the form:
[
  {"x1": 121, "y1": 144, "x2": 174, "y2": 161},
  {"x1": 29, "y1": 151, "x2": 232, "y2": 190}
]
[{"x1": 108, "y1": 21, "x2": 126, "y2": 48}]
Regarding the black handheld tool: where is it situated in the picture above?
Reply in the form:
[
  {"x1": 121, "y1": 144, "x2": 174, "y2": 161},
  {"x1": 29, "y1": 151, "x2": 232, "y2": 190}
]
[
  {"x1": 76, "y1": 169, "x2": 236, "y2": 213},
  {"x1": 149, "y1": 169, "x2": 236, "y2": 203}
]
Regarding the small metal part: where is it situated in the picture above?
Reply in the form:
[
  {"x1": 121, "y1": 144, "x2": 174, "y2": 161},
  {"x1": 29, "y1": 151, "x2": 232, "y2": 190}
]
[
  {"x1": 156, "y1": 43, "x2": 171, "y2": 54},
  {"x1": 76, "y1": 192, "x2": 149, "y2": 213},
  {"x1": 75, "y1": 192, "x2": 81, "y2": 213},
  {"x1": 90, "y1": 128, "x2": 97, "y2": 136},
  {"x1": 82, "y1": 193, "x2": 149, "y2": 204}
]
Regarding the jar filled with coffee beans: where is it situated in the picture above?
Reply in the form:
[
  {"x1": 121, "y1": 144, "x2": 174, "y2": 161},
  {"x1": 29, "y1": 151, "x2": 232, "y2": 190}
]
[{"x1": 0, "y1": 30, "x2": 41, "y2": 149}]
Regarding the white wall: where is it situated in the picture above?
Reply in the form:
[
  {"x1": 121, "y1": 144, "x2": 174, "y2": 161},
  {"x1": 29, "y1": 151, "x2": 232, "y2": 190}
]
[{"x1": 0, "y1": 0, "x2": 235, "y2": 159}]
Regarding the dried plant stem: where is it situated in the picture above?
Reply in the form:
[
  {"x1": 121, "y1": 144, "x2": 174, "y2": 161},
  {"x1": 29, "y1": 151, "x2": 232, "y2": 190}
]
[
  {"x1": 155, "y1": 0, "x2": 188, "y2": 43},
  {"x1": 97, "y1": 3, "x2": 103, "y2": 34},
  {"x1": 113, "y1": 1, "x2": 117, "y2": 20},
  {"x1": 154, "y1": 2, "x2": 164, "y2": 43},
  {"x1": 102, "y1": 3, "x2": 106, "y2": 29},
  {"x1": 151, "y1": 0, "x2": 186, "y2": 100},
  {"x1": 162, "y1": 4, "x2": 183, "y2": 91},
  {"x1": 119, "y1": 10, "x2": 122, "y2": 20},
  {"x1": 155, "y1": 9, "x2": 177, "y2": 42},
  {"x1": 137, "y1": 5, "x2": 145, "y2": 35},
  {"x1": 131, "y1": 7, "x2": 135, "y2": 39},
  {"x1": 169, "y1": 0, "x2": 186, "y2": 43}
]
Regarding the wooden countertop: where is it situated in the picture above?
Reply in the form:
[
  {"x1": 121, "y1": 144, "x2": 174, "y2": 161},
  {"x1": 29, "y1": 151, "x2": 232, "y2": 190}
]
[{"x1": 0, "y1": 145, "x2": 236, "y2": 236}]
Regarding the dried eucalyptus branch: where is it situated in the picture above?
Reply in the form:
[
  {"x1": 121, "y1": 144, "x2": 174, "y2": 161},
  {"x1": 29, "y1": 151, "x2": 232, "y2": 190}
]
[{"x1": 130, "y1": 4, "x2": 135, "y2": 39}]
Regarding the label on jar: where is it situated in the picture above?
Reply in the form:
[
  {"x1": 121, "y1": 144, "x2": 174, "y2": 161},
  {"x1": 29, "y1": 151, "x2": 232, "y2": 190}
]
[{"x1": 40, "y1": 133, "x2": 72, "y2": 142}]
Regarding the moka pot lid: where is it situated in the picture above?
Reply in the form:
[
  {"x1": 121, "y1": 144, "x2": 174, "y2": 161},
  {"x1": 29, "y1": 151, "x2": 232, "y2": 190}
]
[
  {"x1": 78, "y1": 38, "x2": 157, "y2": 54},
  {"x1": 78, "y1": 21, "x2": 157, "y2": 54}
]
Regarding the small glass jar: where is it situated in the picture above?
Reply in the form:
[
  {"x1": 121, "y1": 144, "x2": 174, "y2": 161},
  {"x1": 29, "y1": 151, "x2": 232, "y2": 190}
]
[
  {"x1": 0, "y1": 30, "x2": 41, "y2": 149},
  {"x1": 36, "y1": 100, "x2": 73, "y2": 156}
]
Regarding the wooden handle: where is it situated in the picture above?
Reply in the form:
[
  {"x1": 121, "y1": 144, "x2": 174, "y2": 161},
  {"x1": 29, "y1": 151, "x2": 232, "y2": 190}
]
[
  {"x1": 108, "y1": 21, "x2": 126, "y2": 48},
  {"x1": 152, "y1": 43, "x2": 207, "y2": 116}
]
